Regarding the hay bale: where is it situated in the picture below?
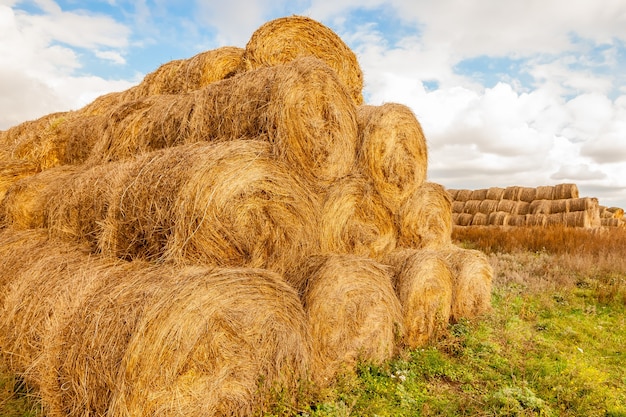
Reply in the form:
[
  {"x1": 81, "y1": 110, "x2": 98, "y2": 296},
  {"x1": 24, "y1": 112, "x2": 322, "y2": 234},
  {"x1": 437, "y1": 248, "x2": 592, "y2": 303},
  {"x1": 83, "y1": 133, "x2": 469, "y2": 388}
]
[
  {"x1": 71, "y1": 267, "x2": 310, "y2": 417},
  {"x1": 289, "y1": 254, "x2": 402, "y2": 387},
  {"x1": 517, "y1": 201, "x2": 530, "y2": 215},
  {"x1": 452, "y1": 200, "x2": 465, "y2": 213},
  {"x1": 529, "y1": 199, "x2": 551, "y2": 215},
  {"x1": 549, "y1": 199, "x2": 570, "y2": 214},
  {"x1": 518, "y1": 187, "x2": 537, "y2": 203},
  {"x1": 608, "y1": 207, "x2": 624, "y2": 219},
  {"x1": 496, "y1": 199, "x2": 518, "y2": 214},
  {"x1": 471, "y1": 212, "x2": 488, "y2": 226},
  {"x1": 478, "y1": 199, "x2": 499, "y2": 215},
  {"x1": 507, "y1": 214, "x2": 527, "y2": 227},
  {"x1": 470, "y1": 188, "x2": 488, "y2": 200},
  {"x1": 601, "y1": 218, "x2": 621, "y2": 227},
  {"x1": 488, "y1": 211, "x2": 510, "y2": 226},
  {"x1": 240, "y1": 15, "x2": 363, "y2": 105},
  {"x1": 454, "y1": 189, "x2": 473, "y2": 202},
  {"x1": 0, "y1": 157, "x2": 38, "y2": 202},
  {"x1": 463, "y1": 200, "x2": 481, "y2": 215},
  {"x1": 318, "y1": 175, "x2": 396, "y2": 260},
  {"x1": 546, "y1": 212, "x2": 565, "y2": 226},
  {"x1": 485, "y1": 187, "x2": 505, "y2": 201},
  {"x1": 554, "y1": 183, "x2": 579, "y2": 199},
  {"x1": 355, "y1": 103, "x2": 428, "y2": 212},
  {"x1": 383, "y1": 249, "x2": 453, "y2": 348},
  {"x1": 447, "y1": 189, "x2": 460, "y2": 200},
  {"x1": 441, "y1": 246, "x2": 493, "y2": 321},
  {"x1": 569, "y1": 197, "x2": 598, "y2": 212},
  {"x1": 88, "y1": 57, "x2": 358, "y2": 186},
  {"x1": 563, "y1": 211, "x2": 592, "y2": 228},
  {"x1": 502, "y1": 186, "x2": 522, "y2": 201},
  {"x1": 535, "y1": 185, "x2": 555, "y2": 200},
  {"x1": 525, "y1": 214, "x2": 547, "y2": 227},
  {"x1": 99, "y1": 141, "x2": 319, "y2": 274},
  {"x1": 397, "y1": 182, "x2": 452, "y2": 250},
  {"x1": 453, "y1": 213, "x2": 473, "y2": 227},
  {"x1": 0, "y1": 166, "x2": 78, "y2": 229}
]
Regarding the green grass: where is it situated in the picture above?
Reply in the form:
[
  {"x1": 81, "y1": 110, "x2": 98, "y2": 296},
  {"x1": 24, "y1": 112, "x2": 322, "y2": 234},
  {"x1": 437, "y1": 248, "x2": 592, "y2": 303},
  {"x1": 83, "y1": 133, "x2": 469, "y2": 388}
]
[{"x1": 2, "y1": 226, "x2": 625, "y2": 416}]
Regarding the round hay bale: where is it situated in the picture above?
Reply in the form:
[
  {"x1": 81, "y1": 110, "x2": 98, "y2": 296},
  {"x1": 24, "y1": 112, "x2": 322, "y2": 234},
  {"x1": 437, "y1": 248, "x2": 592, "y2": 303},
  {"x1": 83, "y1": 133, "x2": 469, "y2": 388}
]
[
  {"x1": 89, "y1": 57, "x2": 358, "y2": 186},
  {"x1": 563, "y1": 211, "x2": 592, "y2": 228},
  {"x1": 554, "y1": 183, "x2": 579, "y2": 199},
  {"x1": 526, "y1": 214, "x2": 547, "y2": 227},
  {"x1": 470, "y1": 188, "x2": 488, "y2": 200},
  {"x1": 549, "y1": 199, "x2": 570, "y2": 214},
  {"x1": 0, "y1": 166, "x2": 78, "y2": 229},
  {"x1": 471, "y1": 212, "x2": 488, "y2": 226},
  {"x1": 99, "y1": 141, "x2": 319, "y2": 274},
  {"x1": 517, "y1": 201, "x2": 530, "y2": 215},
  {"x1": 441, "y1": 246, "x2": 493, "y2": 321},
  {"x1": 0, "y1": 157, "x2": 39, "y2": 202},
  {"x1": 502, "y1": 186, "x2": 522, "y2": 201},
  {"x1": 496, "y1": 199, "x2": 518, "y2": 214},
  {"x1": 289, "y1": 254, "x2": 401, "y2": 387},
  {"x1": 529, "y1": 199, "x2": 551, "y2": 215},
  {"x1": 356, "y1": 103, "x2": 428, "y2": 212},
  {"x1": 397, "y1": 182, "x2": 452, "y2": 250},
  {"x1": 488, "y1": 211, "x2": 510, "y2": 226},
  {"x1": 546, "y1": 212, "x2": 565, "y2": 226},
  {"x1": 454, "y1": 189, "x2": 473, "y2": 202},
  {"x1": 453, "y1": 213, "x2": 473, "y2": 227},
  {"x1": 240, "y1": 15, "x2": 363, "y2": 105},
  {"x1": 452, "y1": 200, "x2": 465, "y2": 213},
  {"x1": 478, "y1": 199, "x2": 499, "y2": 215},
  {"x1": 607, "y1": 207, "x2": 624, "y2": 219},
  {"x1": 535, "y1": 185, "x2": 555, "y2": 200},
  {"x1": 463, "y1": 200, "x2": 481, "y2": 215},
  {"x1": 447, "y1": 189, "x2": 460, "y2": 200},
  {"x1": 383, "y1": 248, "x2": 453, "y2": 348},
  {"x1": 569, "y1": 197, "x2": 598, "y2": 212},
  {"x1": 318, "y1": 175, "x2": 396, "y2": 260},
  {"x1": 507, "y1": 214, "x2": 527, "y2": 227},
  {"x1": 518, "y1": 187, "x2": 537, "y2": 203},
  {"x1": 485, "y1": 187, "x2": 505, "y2": 201},
  {"x1": 601, "y1": 218, "x2": 621, "y2": 227}
]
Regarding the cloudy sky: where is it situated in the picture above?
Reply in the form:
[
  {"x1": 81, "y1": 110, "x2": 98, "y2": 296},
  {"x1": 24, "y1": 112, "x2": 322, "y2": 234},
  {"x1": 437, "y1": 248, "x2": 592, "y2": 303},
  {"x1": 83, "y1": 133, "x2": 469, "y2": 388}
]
[{"x1": 2, "y1": 0, "x2": 626, "y2": 208}]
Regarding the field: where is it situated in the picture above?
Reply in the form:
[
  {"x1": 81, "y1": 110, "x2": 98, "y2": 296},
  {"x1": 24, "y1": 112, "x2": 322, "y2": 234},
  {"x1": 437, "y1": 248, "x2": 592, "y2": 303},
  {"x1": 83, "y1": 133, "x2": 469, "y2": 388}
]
[{"x1": 1, "y1": 225, "x2": 625, "y2": 416}]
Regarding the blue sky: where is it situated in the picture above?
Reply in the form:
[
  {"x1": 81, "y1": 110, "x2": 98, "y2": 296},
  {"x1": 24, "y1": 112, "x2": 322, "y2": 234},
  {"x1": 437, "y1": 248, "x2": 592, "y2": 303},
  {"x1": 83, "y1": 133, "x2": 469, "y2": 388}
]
[{"x1": 2, "y1": 0, "x2": 626, "y2": 209}]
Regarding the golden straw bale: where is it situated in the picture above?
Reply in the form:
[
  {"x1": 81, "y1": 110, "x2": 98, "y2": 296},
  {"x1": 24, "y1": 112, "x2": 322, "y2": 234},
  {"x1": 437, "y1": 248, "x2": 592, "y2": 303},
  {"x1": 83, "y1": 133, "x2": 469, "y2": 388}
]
[
  {"x1": 563, "y1": 211, "x2": 592, "y2": 228},
  {"x1": 289, "y1": 254, "x2": 402, "y2": 387},
  {"x1": 383, "y1": 248, "x2": 453, "y2": 348},
  {"x1": 529, "y1": 199, "x2": 551, "y2": 215},
  {"x1": 471, "y1": 213, "x2": 488, "y2": 226},
  {"x1": 88, "y1": 57, "x2": 358, "y2": 186},
  {"x1": 507, "y1": 214, "x2": 527, "y2": 227},
  {"x1": 397, "y1": 182, "x2": 452, "y2": 250},
  {"x1": 470, "y1": 188, "x2": 488, "y2": 200},
  {"x1": 502, "y1": 186, "x2": 522, "y2": 201},
  {"x1": 569, "y1": 197, "x2": 598, "y2": 212},
  {"x1": 554, "y1": 183, "x2": 579, "y2": 200},
  {"x1": 517, "y1": 201, "x2": 530, "y2": 215},
  {"x1": 453, "y1": 213, "x2": 473, "y2": 227},
  {"x1": 318, "y1": 175, "x2": 396, "y2": 260},
  {"x1": 535, "y1": 185, "x2": 555, "y2": 200},
  {"x1": 546, "y1": 212, "x2": 565, "y2": 226},
  {"x1": 485, "y1": 187, "x2": 505, "y2": 201},
  {"x1": 601, "y1": 218, "x2": 621, "y2": 227},
  {"x1": 599, "y1": 206, "x2": 612, "y2": 219},
  {"x1": 452, "y1": 200, "x2": 465, "y2": 213},
  {"x1": 549, "y1": 199, "x2": 570, "y2": 214},
  {"x1": 98, "y1": 141, "x2": 319, "y2": 274},
  {"x1": 607, "y1": 207, "x2": 625, "y2": 219},
  {"x1": 77, "y1": 267, "x2": 309, "y2": 417},
  {"x1": 518, "y1": 187, "x2": 537, "y2": 203},
  {"x1": 0, "y1": 166, "x2": 78, "y2": 229},
  {"x1": 463, "y1": 200, "x2": 481, "y2": 215},
  {"x1": 454, "y1": 189, "x2": 473, "y2": 202},
  {"x1": 488, "y1": 211, "x2": 510, "y2": 226},
  {"x1": 240, "y1": 15, "x2": 363, "y2": 105},
  {"x1": 478, "y1": 199, "x2": 499, "y2": 214},
  {"x1": 441, "y1": 246, "x2": 493, "y2": 321},
  {"x1": 0, "y1": 157, "x2": 38, "y2": 202},
  {"x1": 356, "y1": 103, "x2": 428, "y2": 212},
  {"x1": 447, "y1": 189, "x2": 460, "y2": 200},
  {"x1": 526, "y1": 214, "x2": 547, "y2": 227},
  {"x1": 496, "y1": 199, "x2": 517, "y2": 214}
]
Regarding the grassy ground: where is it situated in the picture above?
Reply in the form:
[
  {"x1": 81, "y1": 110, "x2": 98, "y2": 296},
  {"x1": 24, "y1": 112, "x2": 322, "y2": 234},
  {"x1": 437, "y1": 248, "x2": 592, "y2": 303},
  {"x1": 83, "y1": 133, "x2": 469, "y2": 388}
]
[{"x1": 2, "y1": 226, "x2": 625, "y2": 416}]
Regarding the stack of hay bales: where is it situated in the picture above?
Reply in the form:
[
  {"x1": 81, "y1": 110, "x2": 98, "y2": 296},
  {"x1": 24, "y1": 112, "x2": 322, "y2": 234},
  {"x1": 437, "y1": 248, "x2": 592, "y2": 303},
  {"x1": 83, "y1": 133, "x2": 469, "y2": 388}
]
[
  {"x1": 0, "y1": 16, "x2": 492, "y2": 416},
  {"x1": 448, "y1": 184, "x2": 623, "y2": 228},
  {"x1": 599, "y1": 205, "x2": 626, "y2": 227}
]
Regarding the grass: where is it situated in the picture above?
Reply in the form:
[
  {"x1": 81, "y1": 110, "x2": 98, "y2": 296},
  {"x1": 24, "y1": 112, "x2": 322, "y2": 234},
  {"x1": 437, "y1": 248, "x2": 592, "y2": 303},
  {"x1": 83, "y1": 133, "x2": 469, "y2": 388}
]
[{"x1": 1, "y1": 225, "x2": 625, "y2": 416}]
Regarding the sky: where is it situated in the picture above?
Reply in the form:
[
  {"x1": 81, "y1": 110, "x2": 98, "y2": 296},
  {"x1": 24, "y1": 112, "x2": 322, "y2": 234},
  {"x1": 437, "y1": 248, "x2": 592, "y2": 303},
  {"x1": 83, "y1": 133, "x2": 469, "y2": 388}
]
[{"x1": 2, "y1": 0, "x2": 626, "y2": 209}]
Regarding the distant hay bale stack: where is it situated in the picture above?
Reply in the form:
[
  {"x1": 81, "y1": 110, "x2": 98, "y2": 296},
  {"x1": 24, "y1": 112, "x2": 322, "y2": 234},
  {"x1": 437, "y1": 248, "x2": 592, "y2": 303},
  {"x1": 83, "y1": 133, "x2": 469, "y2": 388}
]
[
  {"x1": 529, "y1": 199, "x2": 551, "y2": 215},
  {"x1": 442, "y1": 246, "x2": 493, "y2": 321},
  {"x1": 488, "y1": 211, "x2": 510, "y2": 226},
  {"x1": 554, "y1": 183, "x2": 579, "y2": 199},
  {"x1": 356, "y1": 103, "x2": 428, "y2": 212},
  {"x1": 290, "y1": 254, "x2": 401, "y2": 387},
  {"x1": 453, "y1": 213, "x2": 473, "y2": 227},
  {"x1": 608, "y1": 207, "x2": 624, "y2": 219},
  {"x1": 485, "y1": 187, "x2": 505, "y2": 201},
  {"x1": 88, "y1": 57, "x2": 358, "y2": 186},
  {"x1": 470, "y1": 188, "x2": 488, "y2": 200},
  {"x1": 99, "y1": 141, "x2": 319, "y2": 274},
  {"x1": 518, "y1": 187, "x2": 537, "y2": 203},
  {"x1": 452, "y1": 200, "x2": 465, "y2": 213},
  {"x1": 397, "y1": 182, "x2": 452, "y2": 250},
  {"x1": 240, "y1": 15, "x2": 364, "y2": 105},
  {"x1": 535, "y1": 185, "x2": 555, "y2": 200},
  {"x1": 454, "y1": 189, "x2": 473, "y2": 202},
  {"x1": 0, "y1": 157, "x2": 38, "y2": 202},
  {"x1": 383, "y1": 249, "x2": 453, "y2": 348},
  {"x1": 318, "y1": 175, "x2": 396, "y2": 260},
  {"x1": 478, "y1": 199, "x2": 499, "y2": 215},
  {"x1": 0, "y1": 166, "x2": 78, "y2": 229},
  {"x1": 471, "y1": 213, "x2": 488, "y2": 226},
  {"x1": 104, "y1": 268, "x2": 311, "y2": 417},
  {"x1": 463, "y1": 200, "x2": 481, "y2": 215}
]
